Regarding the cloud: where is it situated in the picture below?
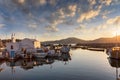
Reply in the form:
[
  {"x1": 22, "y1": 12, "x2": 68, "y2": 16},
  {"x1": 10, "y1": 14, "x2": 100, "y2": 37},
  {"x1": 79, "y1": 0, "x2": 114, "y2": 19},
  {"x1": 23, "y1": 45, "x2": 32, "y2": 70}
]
[
  {"x1": 37, "y1": 0, "x2": 57, "y2": 6},
  {"x1": 88, "y1": 0, "x2": 96, "y2": 9},
  {"x1": 72, "y1": 22, "x2": 115, "y2": 40},
  {"x1": 88, "y1": 0, "x2": 96, "y2": 6},
  {"x1": 0, "y1": 0, "x2": 119, "y2": 40},
  {"x1": 77, "y1": 6, "x2": 101, "y2": 22},
  {"x1": 39, "y1": 0, "x2": 46, "y2": 5},
  {"x1": 28, "y1": 23, "x2": 37, "y2": 28},
  {"x1": 12, "y1": 0, "x2": 26, "y2": 5},
  {"x1": 73, "y1": 24, "x2": 90, "y2": 35},
  {"x1": 105, "y1": 0, "x2": 112, "y2": 5},
  {"x1": 0, "y1": 24, "x2": 5, "y2": 29},
  {"x1": 75, "y1": 24, "x2": 86, "y2": 30},
  {"x1": 102, "y1": 15, "x2": 107, "y2": 19},
  {"x1": 77, "y1": 0, "x2": 113, "y2": 23},
  {"x1": 67, "y1": 4, "x2": 77, "y2": 17},
  {"x1": 106, "y1": 16, "x2": 120, "y2": 24},
  {"x1": 86, "y1": 16, "x2": 120, "y2": 33},
  {"x1": 45, "y1": 25, "x2": 59, "y2": 32},
  {"x1": 112, "y1": 0, "x2": 120, "y2": 5},
  {"x1": 48, "y1": 4, "x2": 77, "y2": 21},
  {"x1": 101, "y1": 10, "x2": 112, "y2": 19},
  {"x1": 14, "y1": 32, "x2": 26, "y2": 39},
  {"x1": 99, "y1": 0, "x2": 112, "y2": 6},
  {"x1": 94, "y1": 24, "x2": 108, "y2": 31},
  {"x1": 51, "y1": 4, "x2": 77, "y2": 19},
  {"x1": 49, "y1": 0, "x2": 57, "y2": 5},
  {"x1": 45, "y1": 4, "x2": 77, "y2": 32},
  {"x1": 58, "y1": 9, "x2": 65, "y2": 19},
  {"x1": 18, "y1": 0, "x2": 25, "y2": 4}
]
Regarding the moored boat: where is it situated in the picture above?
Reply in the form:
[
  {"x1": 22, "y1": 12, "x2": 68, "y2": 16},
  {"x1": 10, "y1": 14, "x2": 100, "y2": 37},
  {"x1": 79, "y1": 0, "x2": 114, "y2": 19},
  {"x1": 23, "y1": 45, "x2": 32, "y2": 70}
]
[
  {"x1": 60, "y1": 45, "x2": 70, "y2": 54},
  {"x1": 107, "y1": 47, "x2": 120, "y2": 59},
  {"x1": 32, "y1": 48, "x2": 47, "y2": 58}
]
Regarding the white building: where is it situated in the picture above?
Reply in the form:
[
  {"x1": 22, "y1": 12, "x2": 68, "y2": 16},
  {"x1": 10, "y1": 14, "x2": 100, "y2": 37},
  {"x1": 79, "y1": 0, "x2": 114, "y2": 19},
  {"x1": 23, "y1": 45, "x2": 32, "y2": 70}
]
[
  {"x1": 6, "y1": 34, "x2": 41, "y2": 54},
  {"x1": 6, "y1": 42, "x2": 20, "y2": 53},
  {"x1": 6, "y1": 34, "x2": 19, "y2": 54},
  {"x1": 19, "y1": 38, "x2": 41, "y2": 52}
]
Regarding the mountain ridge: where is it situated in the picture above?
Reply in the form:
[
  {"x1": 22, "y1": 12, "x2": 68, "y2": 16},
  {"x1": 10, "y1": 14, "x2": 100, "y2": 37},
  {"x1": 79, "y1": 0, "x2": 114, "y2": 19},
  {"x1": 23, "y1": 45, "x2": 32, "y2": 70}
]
[{"x1": 42, "y1": 36, "x2": 120, "y2": 44}]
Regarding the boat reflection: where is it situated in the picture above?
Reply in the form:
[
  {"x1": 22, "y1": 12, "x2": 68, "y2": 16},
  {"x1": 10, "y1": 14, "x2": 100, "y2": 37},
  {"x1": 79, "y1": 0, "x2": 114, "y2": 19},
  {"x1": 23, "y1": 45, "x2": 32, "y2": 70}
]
[
  {"x1": 108, "y1": 57, "x2": 120, "y2": 80},
  {"x1": 0, "y1": 60, "x2": 5, "y2": 72},
  {"x1": 0, "y1": 53, "x2": 71, "y2": 80},
  {"x1": 0, "y1": 53, "x2": 71, "y2": 71}
]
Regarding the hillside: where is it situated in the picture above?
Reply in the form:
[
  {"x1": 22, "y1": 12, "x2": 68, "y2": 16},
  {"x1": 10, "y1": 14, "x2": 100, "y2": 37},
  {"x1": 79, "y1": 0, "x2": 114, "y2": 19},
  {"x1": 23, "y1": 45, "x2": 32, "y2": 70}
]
[
  {"x1": 42, "y1": 36, "x2": 120, "y2": 44},
  {"x1": 42, "y1": 37, "x2": 86, "y2": 44},
  {"x1": 88, "y1": 36, "x2": 120, "y2": 43},
  {"x1": 1, "y1": 35, "x2": 120, "y2": 46}
]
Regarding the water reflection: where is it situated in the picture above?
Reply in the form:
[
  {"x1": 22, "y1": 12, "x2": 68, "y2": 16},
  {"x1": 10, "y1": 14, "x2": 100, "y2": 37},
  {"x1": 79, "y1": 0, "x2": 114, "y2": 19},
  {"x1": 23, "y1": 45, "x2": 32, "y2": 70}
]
[
  {"x1": 0, "y1": 49, "x2": 116, "y2": 80},
  {"x1": 108, "y1": 58, "x2": 120, "y2": 80},
  {"x1": 0, "y1": 60, "x2": 4, "y2": 72},
  {"x1": 0, "y1": 53, "x2": 71, "y2": 80},
  {"x1": 0, "y1": 53, "x2": 71, "y2": 71}
]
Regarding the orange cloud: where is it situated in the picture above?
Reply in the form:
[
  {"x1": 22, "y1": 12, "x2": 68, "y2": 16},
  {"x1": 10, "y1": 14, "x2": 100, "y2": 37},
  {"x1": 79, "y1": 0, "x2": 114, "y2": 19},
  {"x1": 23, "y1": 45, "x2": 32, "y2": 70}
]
[
  {"x1": 100, "y1": 0, "x2": 112, "y2": 6},
  {"x1": 68, "y1": 4, "x2": 77, "y2": 17},
  {"x1": 77, "y1": 9, "x2": 100, "y2": 22},
  {"x1": 107, "y1": 16, "x2": 120, "y2": 24},
  {"x1": 18, "y1": 0, "x2": 25, "y2": 4},
  {"x1": 39, "y1": 0, "x2": 46, "y2": 5}
]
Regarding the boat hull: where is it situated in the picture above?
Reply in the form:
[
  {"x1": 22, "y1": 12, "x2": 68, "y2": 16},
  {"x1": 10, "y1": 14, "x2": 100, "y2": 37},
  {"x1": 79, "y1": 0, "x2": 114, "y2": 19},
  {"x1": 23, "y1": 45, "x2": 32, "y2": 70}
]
[
  {"x1": 33, "y1": 53, "x2": 47, "y2": 58},
  {"x1": 109, "y1": 51, "x2": 120, "y2": 59}
]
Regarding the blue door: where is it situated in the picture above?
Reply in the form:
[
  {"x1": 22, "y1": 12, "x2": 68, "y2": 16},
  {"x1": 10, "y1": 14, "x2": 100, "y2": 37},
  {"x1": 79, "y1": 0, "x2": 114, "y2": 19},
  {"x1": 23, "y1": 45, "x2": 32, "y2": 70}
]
[{"x1": 10, "y1": 51, "x2": 15, "y2": 59}]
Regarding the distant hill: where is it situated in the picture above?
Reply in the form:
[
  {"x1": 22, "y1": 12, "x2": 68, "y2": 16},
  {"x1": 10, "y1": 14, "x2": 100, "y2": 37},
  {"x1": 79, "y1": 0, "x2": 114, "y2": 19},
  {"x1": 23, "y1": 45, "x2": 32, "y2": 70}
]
[
  {"x1": 42, "y1": 35, "x2": 120, "y2": 44},
  {"x1": 1, "y1": 35, "x2": 120, "y2": 46},
  {"x1": 88, "y1": 36, "x2": 120, "y2": 43},
  {"x1": 42, "y1": 37, "x2": 86, "y2": 44}
]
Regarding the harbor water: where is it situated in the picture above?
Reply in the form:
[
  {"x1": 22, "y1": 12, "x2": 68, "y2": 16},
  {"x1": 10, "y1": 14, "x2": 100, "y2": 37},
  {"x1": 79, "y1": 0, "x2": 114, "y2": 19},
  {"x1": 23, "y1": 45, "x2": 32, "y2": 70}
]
[{"x1": 0, "y1": 49, "x2": 118, "y2": 80}]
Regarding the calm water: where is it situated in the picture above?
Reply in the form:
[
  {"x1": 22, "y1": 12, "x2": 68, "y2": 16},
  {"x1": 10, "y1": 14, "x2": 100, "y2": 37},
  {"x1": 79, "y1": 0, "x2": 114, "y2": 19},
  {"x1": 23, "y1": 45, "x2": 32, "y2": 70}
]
[{"x1": 0, "y1": 49, "x2": 118, "y2": 80}]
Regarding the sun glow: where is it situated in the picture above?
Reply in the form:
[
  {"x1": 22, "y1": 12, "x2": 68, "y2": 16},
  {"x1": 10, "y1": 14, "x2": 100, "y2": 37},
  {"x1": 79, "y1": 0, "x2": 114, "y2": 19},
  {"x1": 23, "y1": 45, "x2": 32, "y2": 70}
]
[{"x1": 112, "y1": 29, "x2": 120, "y2": 36}]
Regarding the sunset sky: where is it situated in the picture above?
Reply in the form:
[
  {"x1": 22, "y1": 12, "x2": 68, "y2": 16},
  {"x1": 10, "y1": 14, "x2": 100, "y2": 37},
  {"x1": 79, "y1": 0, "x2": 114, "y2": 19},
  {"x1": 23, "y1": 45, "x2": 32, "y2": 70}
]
[{"x1": 0, "y1": 0, "x2": 120, "y2": 41}]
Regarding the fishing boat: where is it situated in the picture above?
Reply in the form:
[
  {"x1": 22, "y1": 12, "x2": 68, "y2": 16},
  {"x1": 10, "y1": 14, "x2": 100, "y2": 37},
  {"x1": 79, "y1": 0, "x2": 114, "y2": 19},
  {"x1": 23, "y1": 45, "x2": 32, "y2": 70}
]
[
  {"x1": 32, "y1": 48, "x2": 47, "y2": 58},
  {"x1": 60, "y1": 45, "x2": 70, "y2": 54},
  {"x1": 47, "y1": 45, "x2": 56, "y2": 57},
  {"x1": 107, "y1": 47, "x2": 120, "y2": 59},
  {"x1": 106, "y1": 26, "x2": 120, "y2": 59}
]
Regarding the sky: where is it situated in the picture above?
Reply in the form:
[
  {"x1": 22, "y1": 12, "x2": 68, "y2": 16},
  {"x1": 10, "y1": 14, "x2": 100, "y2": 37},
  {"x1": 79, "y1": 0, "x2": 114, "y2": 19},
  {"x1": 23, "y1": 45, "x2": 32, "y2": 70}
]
[{"x1": 0, "y1": 0, "x2": 120, "y2": 41}]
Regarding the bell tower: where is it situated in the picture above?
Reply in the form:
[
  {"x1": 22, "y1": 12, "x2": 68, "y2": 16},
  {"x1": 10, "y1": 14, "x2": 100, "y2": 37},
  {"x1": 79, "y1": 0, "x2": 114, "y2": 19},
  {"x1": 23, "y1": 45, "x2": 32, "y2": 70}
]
[{"x1": 11, "y1": 33, "x2": 16, "y2": 43}]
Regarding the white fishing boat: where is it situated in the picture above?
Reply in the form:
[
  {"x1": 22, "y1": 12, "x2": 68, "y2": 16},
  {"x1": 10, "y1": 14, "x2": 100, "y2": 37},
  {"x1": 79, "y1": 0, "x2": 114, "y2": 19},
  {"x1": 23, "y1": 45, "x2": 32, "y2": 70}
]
[{"x1": 32, "y1": 48, "x2": 47, "y2": 58}]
